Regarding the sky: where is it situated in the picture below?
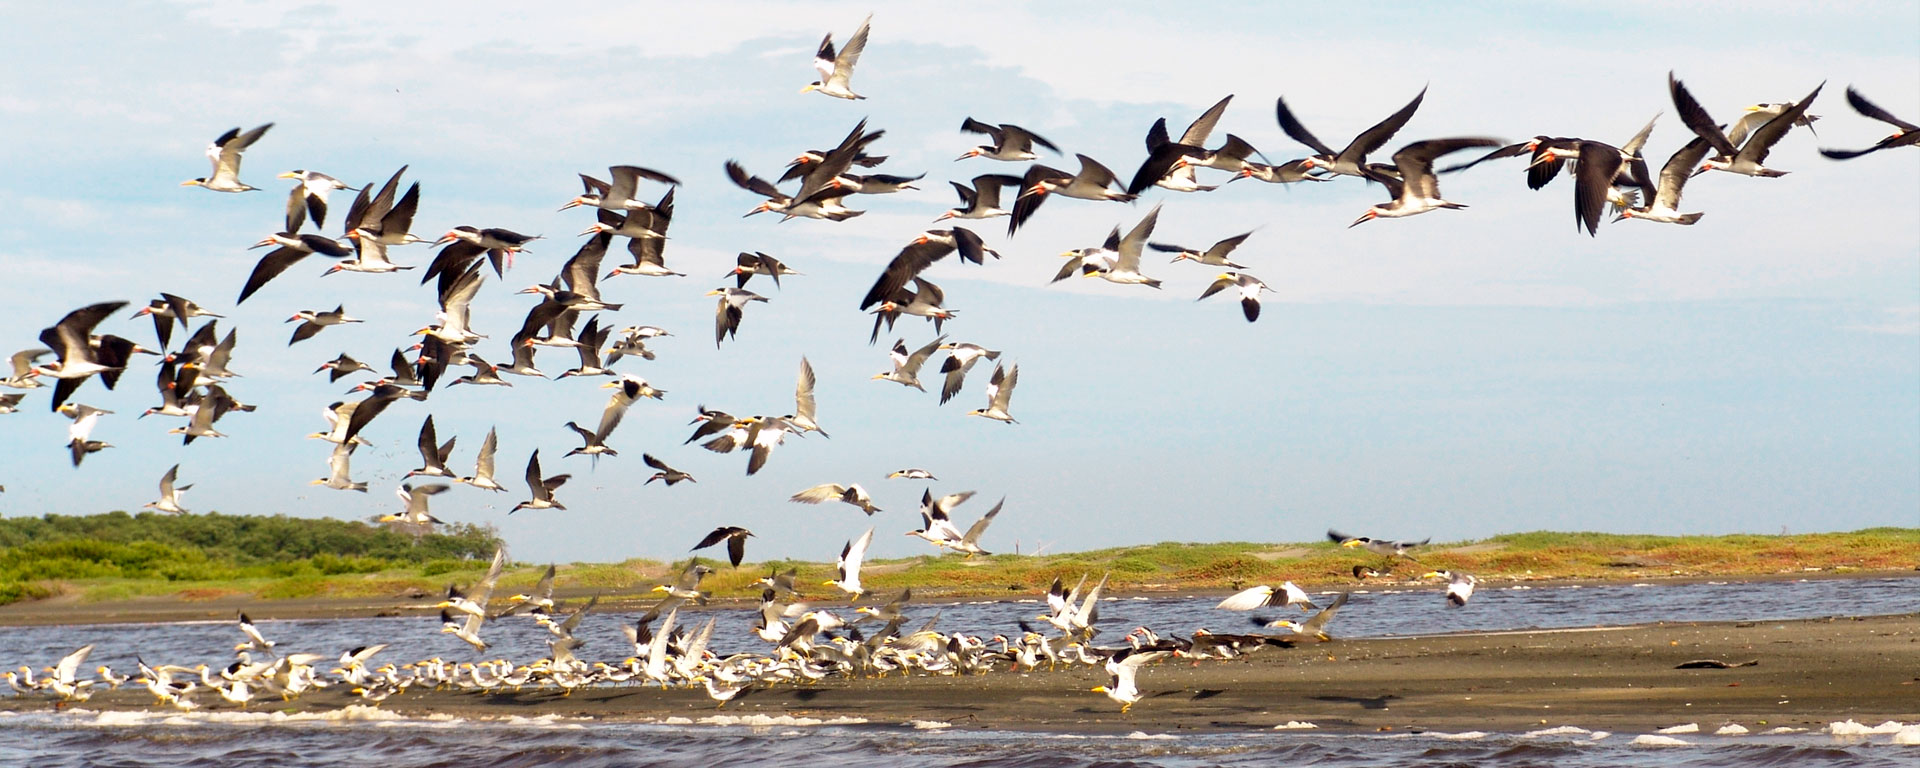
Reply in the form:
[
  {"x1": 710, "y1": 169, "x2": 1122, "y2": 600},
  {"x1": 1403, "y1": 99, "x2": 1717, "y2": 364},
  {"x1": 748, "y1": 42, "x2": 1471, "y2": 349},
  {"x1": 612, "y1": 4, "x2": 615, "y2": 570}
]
[{"x1": 0, "y1": 1, "x2": 1915, "y2": 564}]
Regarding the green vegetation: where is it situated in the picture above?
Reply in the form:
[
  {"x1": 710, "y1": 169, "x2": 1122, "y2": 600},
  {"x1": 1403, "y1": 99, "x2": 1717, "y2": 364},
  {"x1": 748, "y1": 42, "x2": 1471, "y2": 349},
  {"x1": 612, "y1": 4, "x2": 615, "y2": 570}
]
[
  {"x1": 0, "y1": 511, "x2": 500, "y2": 605},
  {"x1": 0, "y1": 513, "x2": 1912, "y2": 609}
]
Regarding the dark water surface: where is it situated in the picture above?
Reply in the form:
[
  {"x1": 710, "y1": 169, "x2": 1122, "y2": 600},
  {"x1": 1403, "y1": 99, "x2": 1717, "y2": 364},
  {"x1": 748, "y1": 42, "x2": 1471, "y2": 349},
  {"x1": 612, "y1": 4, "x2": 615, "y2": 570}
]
[{"x1": 2, "y1": 576, "x2": 1916, "y2": 766}]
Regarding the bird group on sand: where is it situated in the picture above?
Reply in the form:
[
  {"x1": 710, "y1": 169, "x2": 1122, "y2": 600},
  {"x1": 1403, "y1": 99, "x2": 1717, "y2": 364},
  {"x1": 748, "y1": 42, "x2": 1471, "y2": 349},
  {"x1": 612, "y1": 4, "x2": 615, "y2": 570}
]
[{"x1": 2, "y1": 12, "x2": 1907, "y2": 716}]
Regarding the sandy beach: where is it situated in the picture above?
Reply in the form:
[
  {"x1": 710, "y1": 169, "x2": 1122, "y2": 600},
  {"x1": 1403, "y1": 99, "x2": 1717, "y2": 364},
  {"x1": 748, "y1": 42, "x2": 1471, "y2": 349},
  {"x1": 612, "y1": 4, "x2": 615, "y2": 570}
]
[{"x1": 9, "y1": 611, "x2": 1915, "y2": 735}]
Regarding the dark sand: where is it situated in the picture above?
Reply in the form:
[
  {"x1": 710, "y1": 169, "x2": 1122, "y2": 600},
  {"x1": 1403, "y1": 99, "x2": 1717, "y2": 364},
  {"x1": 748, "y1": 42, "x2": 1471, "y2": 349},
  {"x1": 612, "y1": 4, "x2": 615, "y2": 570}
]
[{"x1": 11, "y1": 613, "x2": 1917, "y2": 734}]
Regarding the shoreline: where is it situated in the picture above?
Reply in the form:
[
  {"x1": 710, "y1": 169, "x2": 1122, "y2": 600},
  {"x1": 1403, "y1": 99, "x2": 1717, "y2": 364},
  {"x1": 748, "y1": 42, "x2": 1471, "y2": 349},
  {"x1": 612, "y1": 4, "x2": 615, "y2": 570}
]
[
  {"x1": 7, "y1": 612, "x2": 1915, "y2": 735},
  {"x1": 0, "y1": 567, "x2": 1911, "y2": 628}
]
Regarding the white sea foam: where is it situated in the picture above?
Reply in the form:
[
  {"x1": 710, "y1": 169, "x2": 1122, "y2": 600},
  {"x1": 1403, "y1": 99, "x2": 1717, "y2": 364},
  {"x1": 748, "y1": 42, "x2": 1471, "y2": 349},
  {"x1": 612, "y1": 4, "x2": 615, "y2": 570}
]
[
  {"x1": 1271, "y1": 721, "x2": 1318, "y2": 730},
  {"x1": 1713, "y1": 724, "x2": 1748, "y2": 735},
  {"x1": 1521, "y1": 725, "x2": 1590, "y2": 738},
  {"x1": 1589, "y1": 731, "x2": 1611, "y2": 741},
  {"x1": 910, "y1": 720, "x2": 951, "y2": 730},
  {"x1": 660, "y1": 716, "x2": 694, "y2": 725},
  {"x1": 1631, "y1": 735, "x2": 1692, "y2": 746},
  {"x1": 1891, "y1": 726, "x2": 1920, "y2": 745},
  {"x1": 1432, "y1": 731, "x2": 1488, "y2": 740},
  {"x1": 697, "y1": 714, "x2": 868, "y2": 727},
  {"x1": 1829, "y1": 719, "x2": 1909, "y2": 735},
  {"x1": 1123, "y1": 731, "x2": 1176, "y2": 740},
  {"x1": 1656, "y1": 723, "x2": 1699, "y2": 734},
  {"x1": 501, "y1": 714, "x2": 585, "y2": 729},
  {"x1": 1760, "y1": 726, "x2": 1808, "y2": 735}
]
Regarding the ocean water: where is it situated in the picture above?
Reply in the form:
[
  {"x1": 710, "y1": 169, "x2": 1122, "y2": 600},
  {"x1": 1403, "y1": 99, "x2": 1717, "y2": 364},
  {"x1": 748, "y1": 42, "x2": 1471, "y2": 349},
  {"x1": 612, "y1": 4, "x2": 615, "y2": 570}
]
[
  {"x1": 1, "y1": 709, "x2": 1915, "y2": 768},
  {"x1": 0, "y1": 575, "x2": 1914, "y2": 676},
  {"x1": 1, "y1": 576, "x2": 1916, "y2": 767}
]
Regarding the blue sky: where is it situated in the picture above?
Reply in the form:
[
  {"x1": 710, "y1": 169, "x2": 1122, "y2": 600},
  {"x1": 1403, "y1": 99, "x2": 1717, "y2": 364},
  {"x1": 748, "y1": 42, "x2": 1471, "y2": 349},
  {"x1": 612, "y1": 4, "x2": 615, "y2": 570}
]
[{"x1": 1, "y1": 1, "x2": 1915, "y2": 563}]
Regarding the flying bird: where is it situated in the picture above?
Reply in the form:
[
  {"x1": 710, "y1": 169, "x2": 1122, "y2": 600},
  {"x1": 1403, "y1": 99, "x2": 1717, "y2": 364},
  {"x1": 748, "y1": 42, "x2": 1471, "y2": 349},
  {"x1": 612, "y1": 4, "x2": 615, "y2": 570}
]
[
  {"x1": 182, "y1": 124, "x2": 273, "y2": 192},
  {"x1": 802, "y1": 14, "x2": 872, "y2": 100},
  {"x1": 692, "y1": 526, "x2": 754, "y2": 568}
]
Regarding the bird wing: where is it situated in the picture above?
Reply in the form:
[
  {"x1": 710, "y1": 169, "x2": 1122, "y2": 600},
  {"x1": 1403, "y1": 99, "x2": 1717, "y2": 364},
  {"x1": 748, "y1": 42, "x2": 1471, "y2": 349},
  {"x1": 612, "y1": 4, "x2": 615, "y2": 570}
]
[
  {"x1": 1301, "y1": 591, "x2": 1350, "y2": 635},
  {"x1": 1571, "y1": 142, "x2": 1623, "y2": 236},
  {"x1": 1197, "y1": 275, "x2": 1236, "y2": 302},
  {"x1": 724, "y1": 160, "x2": 785, "y2": 200},
  {"x1": 830, "y1": 15, "x2": 872, "y2": 85},
  {"x1": 1215, "y1": 585, "x2": 1278, "y2": 611},
  {"x1": 1845, "y1": 86, "x2": 1919, "y2": 131},
  {"x1": 989, "y1": 363, "x2": 1018, "y2": 410},
  {"x1": 860, "y1": 237, "x2": 954, "y2": 309},
  {"x1": 1738, "y1": 82, "x2": 1823, "y2": 166},
  {"x1": 790, "y1": 483, "x2": 849, "y2": 504},
  {"x1": 904, "y1": 334, "x2": 946, "y2": 375},
  {"x1": 1115, "y1": 204, "x2": 1162, "y2": 273},
  {"x1": 1393, "y1": 138, "x2": 1502, "y2": 201},
  {"x1": 961, "y1": 498, "x2": 1004, "y2": 545},
  {"x1": 843, "y1": 527, "x2": 875, "y2": 582},
  {"x1": 1667, "y1": 72, "x2": 1739, "y2": 158},
  {"x1": 691, "y1": 527, "x2": 733, "y2": 551},
  {"x1": 1344, "y1": 86, "x2": 1427, "y2": 164},
  {"x1": 795, "y1": 357, "x2": 819, "y2": 421},
  {"x1": 1273, "y1": 96, "x2": 1337, "y2": 157},
  {"x1": 1178, "y1": 94, "x2": 1233, "y2": 147}
]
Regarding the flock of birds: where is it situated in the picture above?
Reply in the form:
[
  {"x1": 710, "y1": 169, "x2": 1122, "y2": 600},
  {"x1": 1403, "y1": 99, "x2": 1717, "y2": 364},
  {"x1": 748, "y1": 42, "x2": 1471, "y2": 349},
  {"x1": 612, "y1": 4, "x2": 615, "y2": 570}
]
[
  {"x1": 2, "y1": 13, "x2": 1915, "y2": 715},
  {"x1": 6, "y1": 532, "x2": 1451, "y2": 714}
]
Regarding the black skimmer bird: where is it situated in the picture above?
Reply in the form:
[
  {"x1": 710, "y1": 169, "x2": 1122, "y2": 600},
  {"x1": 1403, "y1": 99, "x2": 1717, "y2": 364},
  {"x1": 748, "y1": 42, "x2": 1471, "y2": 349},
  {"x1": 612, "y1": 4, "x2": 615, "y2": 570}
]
[
  {"x1": 431, "y1": 226, "x2": 539, "y2": 275},
  {"x1": 457, "y1": 428, "x2": 507, "y2": 492},
  {"x1": 1350, "y1": 138, "x2": 1504, "y2": 226},
  {"x1": 958, "y1": 119, "x2": 1059, "y2": 161},
  {"x1": 643, "y1": 453, "x2": 695, "y2": 486},
  {"x1": 1670, "y1": 72, "x2": 1823, "y2": 177},
  {"x1": 802, "y1": 15, "x2": 871, "y2": 100},
  {"x1": 134, "y1": 293, "x2": 221, "y2": 350},
  {"x1": 182, "y1": 124, "x2": 272, "y2": 192},
  {"x1": 729, "y1": 252, "x2": 801, "y2": 289},
  {"x1": 692, "y1": 527, "x2": 754, "y2": 568},
  {"x1": 239, "y1": 232, "x2": 352, "y2": 304},
  {"x1": 1128, "y1": 95, "x2": 1264, "y2": 193},
  {"x1": 937, "y1": 173, "x2": 1024, "y2": 221},
  {"x1": 1008, "y1": 154, "x2": 1135, "y2": 234},
  {"x1": 35, "y1": 301, "x2": 129, "y2": 412},
  {"x1": 967, "y1": 362, "x2": 1018, "y2": 423},
  {"x1": 859, "y1": 227, "x2": 994, "y2": 310},
  {"x1": 1233, "y1": 158, "x2": 1329, "y2": 184},
  {"x1": 511, "y1": 451, "x2": 570, "y2": 512},
  {"x1": 1153, "y1": 230, "x2": 1252, "y2": 269},
  {"x1": 287, "y1": 305, "x2": 361, "y2": 345},
  {"x1": 562, "y1": 165, "x2": 681, "y2": 212},
  {"x1": 1820, "y1": 86, "x2": 1919, "y2": 159},
  {"x1": 58, "y1": 403, "x2": 112, "y2": 466},
  {"x1": 314, "y1": 353, "x2": 374, "y2": 382},
  {"x1": 1198, "y1": 272, "x2": 1273, "y2": 322},
  {"x1": 406, "y1": 416, "x2": 457, "y2": 479},
  {"x1": 1275, "y1": 87, "x2": 1426, "y2": 179}
]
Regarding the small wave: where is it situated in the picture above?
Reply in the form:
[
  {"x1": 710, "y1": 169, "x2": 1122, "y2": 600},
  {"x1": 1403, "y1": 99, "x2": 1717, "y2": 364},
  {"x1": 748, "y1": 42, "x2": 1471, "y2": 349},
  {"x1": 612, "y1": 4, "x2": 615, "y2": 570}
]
[
  {"x1": 698, "y1": 714, "x2": 868, "y2": 727},
  {"x1": 1828, "y1": 720, "x2": 1909, "y2": 735},
  {"x1": 1271, "y1": 721, "x2": 1318, "y2": 730},
  {"x1": 1122, "y1": 731, "x2": 1175, "y2": 740},
  {"x1": 1655, "y1": 723, "x2": 1699, "y2": 734},
  {"x1": 1713, "y1": 724, "x2": 1749, "y2": 735},
  {"x1": 1631, "y1": 735, "x2": 1692, "y2": 746},
  {"x1": 1521, "y1": 726, "x2": 1589, "y2": 738},
  {"x1": 910, "y1": 720, "x2": 951, "y2": 730}
]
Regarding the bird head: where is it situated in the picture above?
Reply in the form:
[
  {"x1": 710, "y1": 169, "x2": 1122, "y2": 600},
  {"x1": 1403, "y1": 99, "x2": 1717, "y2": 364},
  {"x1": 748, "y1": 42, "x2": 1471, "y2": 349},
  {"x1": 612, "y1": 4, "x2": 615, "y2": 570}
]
[
  {"x1": 180, "y1": 178, "x2": 207, "y2": 187},
  {"x1": 800, "y1": 82, "x2": 820, "y2": 94},
  {"x1": 1348, "y1": 209, "x2": 1379, "y2": 228}
]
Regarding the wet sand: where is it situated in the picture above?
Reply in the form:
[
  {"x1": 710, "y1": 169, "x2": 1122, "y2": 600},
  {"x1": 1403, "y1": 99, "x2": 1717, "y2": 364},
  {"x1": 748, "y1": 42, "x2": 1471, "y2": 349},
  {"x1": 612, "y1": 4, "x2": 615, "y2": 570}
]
[{"x1": 12, "y1": 612, "x2": 1916, "y2": 734}]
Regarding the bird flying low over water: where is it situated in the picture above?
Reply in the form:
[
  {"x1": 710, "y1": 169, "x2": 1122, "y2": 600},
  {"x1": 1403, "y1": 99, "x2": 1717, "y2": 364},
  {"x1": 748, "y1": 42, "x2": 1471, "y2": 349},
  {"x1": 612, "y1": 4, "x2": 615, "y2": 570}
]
[
  {"x1": 1090, "y1": 647, "x2": 1172, "y2": 714},
  {"x1": 803, "y1": 14, "x2": 872, "y2": 100},
  {"x1": 1328, "y1": 530, "x2": 1430, "y2": 561},
  {"x1": 1216, "y1": 582, "x2": 1318, "y2": 612},
  {"x1": 182, "y1": 124, "x2": 272, "y2": 192},
  {"x1": 1250, "y1": 591, "x2": 1351, "y2": 641},
  {"x1": 692, "y1": 526, "x2": 754, "y2": 568},
  {"x1": 1423, "y1": 570, "x2": 1478, "y2": 606}
]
